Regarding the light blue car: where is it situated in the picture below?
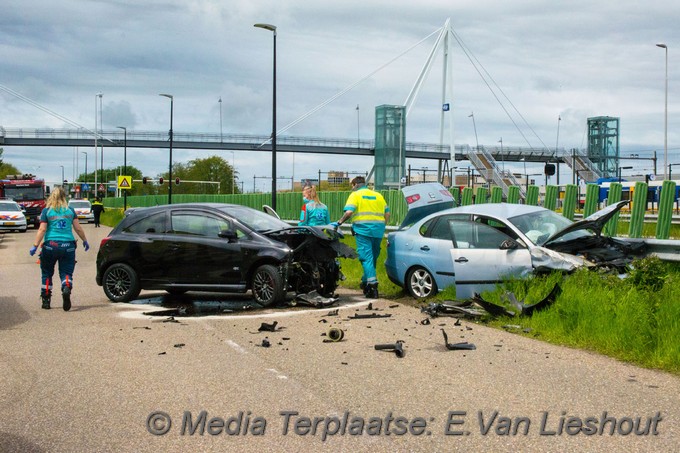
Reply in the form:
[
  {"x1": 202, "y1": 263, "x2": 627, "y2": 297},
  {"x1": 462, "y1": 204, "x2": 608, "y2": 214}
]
[{"x1": 385, "y1": 186, "x2": 636, "y2": 300}]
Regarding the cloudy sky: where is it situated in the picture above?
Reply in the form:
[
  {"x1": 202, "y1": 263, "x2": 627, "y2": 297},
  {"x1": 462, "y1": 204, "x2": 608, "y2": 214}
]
[{"x1": 1, "y1": 0, "x2": 678, "y2": 189}]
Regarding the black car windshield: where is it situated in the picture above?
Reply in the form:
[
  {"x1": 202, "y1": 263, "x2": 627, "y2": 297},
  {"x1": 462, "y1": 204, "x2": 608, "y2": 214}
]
[
  {"x1": 217, "y1": 205, "x2": 290, "y2": 232},
  {"x1": 508, "y1": 209, "x2": 591, "y2": 246}
]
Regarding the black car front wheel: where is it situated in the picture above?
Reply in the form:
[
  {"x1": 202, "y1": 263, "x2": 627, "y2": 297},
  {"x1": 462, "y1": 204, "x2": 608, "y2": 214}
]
[
  {"x1": 406, "y1": 266, "x2": 438, "y2": 299},
  {"x1": 251, "y1": 264, "x2": 285, "y2": 306},
  {"x1": 102, "y1": 263, "x2": 141, "y2": 302}
]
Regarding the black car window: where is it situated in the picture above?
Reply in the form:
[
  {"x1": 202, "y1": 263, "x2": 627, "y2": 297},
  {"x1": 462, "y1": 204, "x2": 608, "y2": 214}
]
[
  {"x1": 448, "y1": 220, "x2": 517, "y2": 249},
  {"x1": 473, "y1": 216, "x2": 520, "y2": 241},
  {"x1": 171, "y1": 212, "x2": 233, "y2": 238},
  {"x1": 124, "y1": 211, "x2": 167, "y2": 234}
]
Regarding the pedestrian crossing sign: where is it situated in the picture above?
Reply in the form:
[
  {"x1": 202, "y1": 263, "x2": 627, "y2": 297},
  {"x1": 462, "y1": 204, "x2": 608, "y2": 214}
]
[{"x1": 118, "y1": 176, "x2": 132, "y2": 190}]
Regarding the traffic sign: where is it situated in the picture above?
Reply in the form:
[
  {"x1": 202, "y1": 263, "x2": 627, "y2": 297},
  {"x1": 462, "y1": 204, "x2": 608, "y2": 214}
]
[
  {"x1": 82, "y1": 183, "x2": 89, "y2": 191},
  {"x1": 118, "y1": 175, "x2": 132, "y2": 190},
  {"x1": 98, "y1": 184, "x2": 105, "y2": 192}
]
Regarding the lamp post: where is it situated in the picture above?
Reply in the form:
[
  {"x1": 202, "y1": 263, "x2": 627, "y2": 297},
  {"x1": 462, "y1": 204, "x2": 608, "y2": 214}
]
[
  {"x1": 117, "y1": 126, "x2": 127, "y2": 211},
  {"x1": 657, "y1": 43, "x2": 668, "y2": 180},
  {"x1": 94, "y1": 93, "x2": 102, "y2": 194},
  {"x1": 159, "y1": 94, "x2": 174, "y2": 204},
  {"x1": 498, "y1": 137, "x2": 504, "y2": 172},
  {"x1": 520, "y1": 157, "x2": 528, "y2": 192},
  {"x1": 254, "y1": 22, "x2": 277, "y2": 211},
  {"x1": 218, "y1": 97, "x2": 223, "y2": 143},
  {"x1": 60, "y1": 165, "x2": 65, "y2": 186},
  {"x1": 356, "y1": 104, "x2": 360, "y2": 146},
  {"x1": 81, "y1": 151, "x2": 88, "y2": 198},
  {"x1": 230, "y1": 151, "x2": 235, "y2": 194},
  {"x1": 468, "y1": 112, "x2": 479, "y2": 151},
  {"x1": 98, "y1": 93, "x2": 104, "y2": 196}
]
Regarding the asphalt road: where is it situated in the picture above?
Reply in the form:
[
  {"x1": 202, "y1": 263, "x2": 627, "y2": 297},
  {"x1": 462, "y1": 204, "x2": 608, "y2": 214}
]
[{"x1": 1, "y1": 225, "x2": 679, "y2": 452}]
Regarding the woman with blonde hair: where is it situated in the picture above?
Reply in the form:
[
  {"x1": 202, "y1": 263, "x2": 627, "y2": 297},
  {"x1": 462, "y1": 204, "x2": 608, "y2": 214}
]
[
  {"x1": 298, "y1": 185, "x2": 330, "y2": 226},
  {"x1": 30, "y1": 187, "x2": 89, "y2": 311}
]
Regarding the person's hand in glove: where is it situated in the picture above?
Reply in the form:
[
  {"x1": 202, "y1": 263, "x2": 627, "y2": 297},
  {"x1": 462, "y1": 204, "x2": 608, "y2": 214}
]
[
  {"x1": 83, "y1": 241, "x2": 90, "y2": 252},
  {"x1": 29, "y1": 245, "x2": 38, "y2": 256}
]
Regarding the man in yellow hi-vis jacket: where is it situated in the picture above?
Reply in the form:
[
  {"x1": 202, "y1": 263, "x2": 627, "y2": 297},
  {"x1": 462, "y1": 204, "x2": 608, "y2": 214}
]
[{"x1": 332, "y1": 176, "x2": 390, "y2": 298}]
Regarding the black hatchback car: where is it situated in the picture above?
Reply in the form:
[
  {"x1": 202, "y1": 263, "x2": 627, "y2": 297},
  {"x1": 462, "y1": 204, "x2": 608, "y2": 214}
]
[{"x1": 96, "y1": 203, "x2": 355, "y2": 305}]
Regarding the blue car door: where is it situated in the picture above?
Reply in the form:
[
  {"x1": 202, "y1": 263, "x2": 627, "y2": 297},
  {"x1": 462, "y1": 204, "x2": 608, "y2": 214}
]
[{"x1": 448, "y1": 220, "x2": 533, "y2": 299}]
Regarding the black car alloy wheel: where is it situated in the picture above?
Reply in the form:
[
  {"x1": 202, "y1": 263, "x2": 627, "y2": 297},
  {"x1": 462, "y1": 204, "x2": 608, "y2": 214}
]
[
  {"x1": 251, "y1": 264, "x2": 285, "y2": 306},
  {"x1": 102, "y1": 263, "x2": 141, "y2": 302}
]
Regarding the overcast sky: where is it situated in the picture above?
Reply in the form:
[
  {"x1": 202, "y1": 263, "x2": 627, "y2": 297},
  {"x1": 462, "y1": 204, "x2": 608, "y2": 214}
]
[{"x1": 1, "y1": 0, "x2": 678, "y2": 189}]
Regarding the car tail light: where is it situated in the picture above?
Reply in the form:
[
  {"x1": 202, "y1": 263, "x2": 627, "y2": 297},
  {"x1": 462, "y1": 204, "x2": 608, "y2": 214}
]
[
  {"x1": 100, "y1": 237, "x2": 111, "y2": 248},
  {"x1": 405, "y1": 194, "x2": 421, "y2": 204}
]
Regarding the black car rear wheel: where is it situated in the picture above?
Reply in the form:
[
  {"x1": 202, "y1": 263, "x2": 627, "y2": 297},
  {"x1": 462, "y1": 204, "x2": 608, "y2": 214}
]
[
  {"x1": 103, "y1": 263, "x2": 141, "y2": 302},
  {"x1": 406, "y1": 266, "x2": 438, "y2": 299},
  {"x1": 251, "y1": 264, "x2": 285, "y2": 306}
]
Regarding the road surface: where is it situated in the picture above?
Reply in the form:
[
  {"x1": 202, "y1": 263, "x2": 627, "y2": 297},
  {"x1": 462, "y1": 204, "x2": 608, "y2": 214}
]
[{"x1": 0, "y1": 225, "x2": 678, "y2": 452}]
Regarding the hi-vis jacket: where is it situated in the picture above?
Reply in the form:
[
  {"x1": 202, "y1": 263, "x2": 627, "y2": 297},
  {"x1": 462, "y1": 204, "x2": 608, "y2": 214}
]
[{"x1": 343, "y1": 186, "x2": 389, "y2": 238}]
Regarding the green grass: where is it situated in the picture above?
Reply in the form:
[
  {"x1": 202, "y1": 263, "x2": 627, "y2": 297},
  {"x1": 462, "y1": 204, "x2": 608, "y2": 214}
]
[{"x1": 482, "y1": 259, "x2": 680, "y2": 374}]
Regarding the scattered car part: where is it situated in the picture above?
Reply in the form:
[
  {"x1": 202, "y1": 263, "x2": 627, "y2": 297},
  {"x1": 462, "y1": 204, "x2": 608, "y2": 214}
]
[
  {"x1": 261, "y1": 338, "x2": 271, "y2": 348},
  {"x1": 296, "y1": 290, "x2": 339, "y2": 308},
  {"x1": 441, "y1": 329, "x2": 476, "y2": 350},
  {"x1": 421, "y1": 302, "x2": 485, "y2": 318},
  {"x1": 258, "y1": 321, "x2": 279, "y2": 332},
  {"x1": 374, "y1": 342, "x2": 405, "y2": 358},
  {"x1": 348, "y1": 313, "x2": 392, "y2": 319},
  {"x1": 471, "y1": 283, "x2": 562, "y2": 317},
  {"x1": 326, "y1": 328, "x2": 345, "y2": 342}
]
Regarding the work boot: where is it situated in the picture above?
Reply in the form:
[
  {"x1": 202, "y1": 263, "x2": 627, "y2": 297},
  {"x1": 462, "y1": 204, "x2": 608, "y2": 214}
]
[
  {"x1": 62, "y1": 286, "x2": 72, "y2": 312},
  {"x1": 360, "y1": 281, "x2": 367, "y2": 295},
  {"x1": 365, "y1": 283, "x2": 379, "y2": 299},
  {"x1": 41, "y1": 291, "x2": 51, "y2": 310}
]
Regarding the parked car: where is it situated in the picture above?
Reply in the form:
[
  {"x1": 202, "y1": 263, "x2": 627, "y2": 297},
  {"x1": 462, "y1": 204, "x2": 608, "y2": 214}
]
[
  {"x1": 0, "y1": 199, "x2": 28, "y2": 232},
  {"x1": 385, "y1": 199, "x2": 646, "y2": 300},
  {"x1": 68, "y1": 199, "x2": 94, "y2": 223},
  {"x1": 96, "y1": 203, "x2": 356, "y2": 305}
]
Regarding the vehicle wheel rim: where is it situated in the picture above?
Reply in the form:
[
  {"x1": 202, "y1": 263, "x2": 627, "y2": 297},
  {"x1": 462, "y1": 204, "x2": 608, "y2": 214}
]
[
  {"x1": 253, "y1": 271, "x2": 274, "y2": 301},
  {"x1": 106, "y1": 268, "x2": 131, "y2": 298},
  {"x1": 410, "y1": 269, "x2": 432, "y2": 298}
]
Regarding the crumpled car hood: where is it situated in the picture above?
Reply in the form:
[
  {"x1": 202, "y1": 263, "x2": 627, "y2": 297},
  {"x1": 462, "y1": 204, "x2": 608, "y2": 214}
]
[{"x1": 543, "y1": 200, "x2": 629, "y2": 246}]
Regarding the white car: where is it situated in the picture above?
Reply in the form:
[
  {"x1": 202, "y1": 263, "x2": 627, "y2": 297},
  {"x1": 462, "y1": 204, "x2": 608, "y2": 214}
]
[
  {"x1": 68, "y1": 199, "x2": 94, "y2": 223},
  {"x1": 0, "y1": 200, "x2": 28, "y2": 232}
]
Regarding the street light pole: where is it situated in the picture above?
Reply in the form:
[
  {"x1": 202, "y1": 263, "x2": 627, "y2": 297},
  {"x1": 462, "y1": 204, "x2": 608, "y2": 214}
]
[
  {"x1": 117, "y1": 126, "x2": 127, "y2": 211},
  {"x1": 356, "y1": 104, "x2": 360, "y2": 146},
  {"x1": 498, "y1": 137, "x2": 504, "y2": 172},
  {"x1": 81, "y1": 151, "x2": 88, "y2": 198},
  {"x1": 657, "y1": 43, "x2": 668, "y2": 180},
  {"x1": 218, "y1": 97, "x2": 223, "y2": 143},
  {"x1": 60, "y1": 165, "x2": 64, "y2": 186},
  {"x1": 159, "y1": 94, "x2": 174, "y2": 204},
  {"x1": 254, "y1": 23, "x2": 277, "y2": 211},
  {"x1": 94, "y1": 93, "x2": 101, "y2": 195},
  {"x1": 99, "y1": 93, "x2": 104, "y2": 196},
  {"x1": 468, "y1": 112, "x2": 479, "y2": 151}
]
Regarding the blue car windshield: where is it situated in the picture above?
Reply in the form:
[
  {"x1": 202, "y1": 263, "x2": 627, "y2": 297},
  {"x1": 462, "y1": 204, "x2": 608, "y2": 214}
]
[
  {"x1": 508, "y1": 210, "x2": 591, "y2": 246},
  {"x1": 218, "y1": 205, "x2": 290, "y2": 232}
]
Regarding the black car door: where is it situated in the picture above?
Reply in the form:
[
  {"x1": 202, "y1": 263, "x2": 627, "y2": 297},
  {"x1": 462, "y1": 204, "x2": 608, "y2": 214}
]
[{"x1": 164, "y1": 209, "x2": 244, "y2": 285}]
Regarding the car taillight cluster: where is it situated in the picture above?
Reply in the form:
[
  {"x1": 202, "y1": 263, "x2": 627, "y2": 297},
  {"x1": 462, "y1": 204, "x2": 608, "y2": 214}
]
[
  {"x1": 100, "y1": 237, "x2": 111, "y2": 248},
  {"x1": 405, "y1": 194, "x2": 421, "y2": 204}
]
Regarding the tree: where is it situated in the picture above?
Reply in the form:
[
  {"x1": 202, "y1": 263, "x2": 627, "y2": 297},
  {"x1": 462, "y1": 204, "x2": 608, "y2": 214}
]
[
  {"x1": 159, "y1": 155, "x2": 238, "y2": 195},
  {"x1": 0, "y1": 148, "x2": 21, "y2": 178}
]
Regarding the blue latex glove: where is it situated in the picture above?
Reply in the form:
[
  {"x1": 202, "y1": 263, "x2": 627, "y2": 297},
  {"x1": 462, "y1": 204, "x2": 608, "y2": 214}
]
[
  {"x1": 83, "y1": 240, "x2": 90, "y2": 252},
  {"x1": 29, "y1": 245, "x2": 38, "y2": 256},
  {"x1": 330, "y1": 222, "x2": 340, "y2": 229}
]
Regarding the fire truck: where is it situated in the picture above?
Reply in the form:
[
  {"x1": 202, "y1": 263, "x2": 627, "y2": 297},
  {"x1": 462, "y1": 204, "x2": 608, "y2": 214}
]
[{"x1": 0, "y1": 174, "x2": 49, "y2": 228}]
